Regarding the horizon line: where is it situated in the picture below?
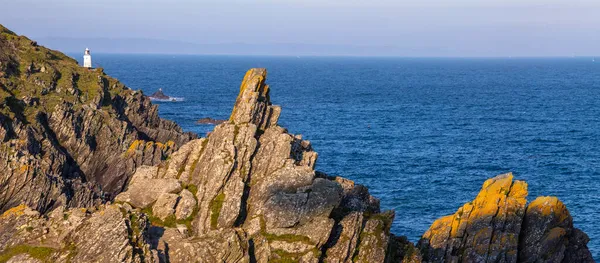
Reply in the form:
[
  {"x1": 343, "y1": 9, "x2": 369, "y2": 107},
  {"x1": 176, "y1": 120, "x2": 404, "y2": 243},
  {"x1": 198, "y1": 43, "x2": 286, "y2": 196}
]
[{"x1": 62, "y1": 51, "x2": 600, "y2": 59}]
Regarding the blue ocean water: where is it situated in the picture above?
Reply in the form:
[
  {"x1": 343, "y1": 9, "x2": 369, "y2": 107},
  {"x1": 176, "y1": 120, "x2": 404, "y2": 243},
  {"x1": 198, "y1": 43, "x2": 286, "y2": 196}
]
[{"x1": 79, "y1": 54, "x2": 600, "y2": 258}]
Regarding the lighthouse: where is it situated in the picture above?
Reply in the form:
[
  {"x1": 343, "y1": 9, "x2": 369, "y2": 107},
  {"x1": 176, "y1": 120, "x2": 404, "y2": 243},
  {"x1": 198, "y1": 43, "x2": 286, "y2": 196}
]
[{"x1": 83, "y1": 48, "x2": 92, "y2": 68}]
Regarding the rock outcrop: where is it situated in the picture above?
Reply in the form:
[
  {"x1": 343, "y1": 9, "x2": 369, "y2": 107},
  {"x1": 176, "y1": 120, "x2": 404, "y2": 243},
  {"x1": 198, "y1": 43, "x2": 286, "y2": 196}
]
[
  {"x1": 0, "y1": 24, "x2": 195, "y2": 215},
  {"x1": 0, "y1": 25, "x2": 594, "y2": 263},
  {"x1": 149, "y1": 88, "x2": 170, "y2": 100},
  {"x1": 108, "y1": 68, "x2": 395, "y2": 262},
  {"x1": 0, "y1": 203, "x2": 153, "y2": 262},
  {"x1": 519, "y1": 196, "x2": 594, "y2": 263},
  {"x1": 418, "y1": 173, "x2": 594, "y2": 263}
]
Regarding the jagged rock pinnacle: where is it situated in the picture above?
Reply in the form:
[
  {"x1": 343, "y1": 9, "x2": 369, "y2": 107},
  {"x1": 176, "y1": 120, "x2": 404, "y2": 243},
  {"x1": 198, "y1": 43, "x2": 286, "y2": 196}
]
[{"x1": 230, "y1": 68, "x2": 281, "y2": 130}]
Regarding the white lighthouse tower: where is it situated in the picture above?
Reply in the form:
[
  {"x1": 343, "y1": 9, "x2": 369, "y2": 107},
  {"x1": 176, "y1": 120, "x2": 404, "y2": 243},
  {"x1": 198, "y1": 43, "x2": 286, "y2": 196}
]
[{"x1": 83, "y1": 48, "x2": 92, "y2": 68}]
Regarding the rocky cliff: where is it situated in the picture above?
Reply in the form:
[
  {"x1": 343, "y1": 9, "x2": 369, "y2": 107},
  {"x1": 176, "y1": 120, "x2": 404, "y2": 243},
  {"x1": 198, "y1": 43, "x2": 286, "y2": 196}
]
[
  {"x1": 0, "y1": 24, "x2": 195, "y2": 214},
  {"x1": 0, "y1": 25, "x2": 595, "y2": 263},
  {"x1": 417, "y1": 174, "x2": 593, "y2": 263}
]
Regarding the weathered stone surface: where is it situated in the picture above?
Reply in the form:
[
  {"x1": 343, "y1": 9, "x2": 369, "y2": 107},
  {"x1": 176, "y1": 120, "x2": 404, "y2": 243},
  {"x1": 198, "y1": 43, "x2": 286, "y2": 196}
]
[
  {"x1": 418, "y1": 173, "x2": 528, "y2": 263},
  {"x1": 324, "y1": 212, "x2": 363, "y2": 263},
  {"x1": 519, "y1": 196, "x2": 594, "y2": 263},
  {"x1": 190, "y1": 123, "x2": 239, "y2": 234},
  {"x1": 129, "y1": 165, "x2": 159, "y2": 184},
  {"x1": 115, "y1": 177, "x2": 182, "y2": 208},
  {"x1": 354, "y1": 211, "x2": 394, "y2": 263},
  {"x1": 6, "y1": 254, "x2": 42, "y2": 263},
  {"x1": 0, "y1": 204, "x2": 153, "y2": 263},
  {"x1": 156, "y1": 138, "x2": 206, "y2": 182},
  {"x1": 263, "y1": 178, "x2": 342, "y2": 229},
  {"x1": 175, "y1": 189, "x2": 196, "y2": 220},
  {"x1": 334, "y1": 176, "x2": 381, "y2": 214},
  {"x1": 152, "y1": 193, "x2": 179, "y2": 220},
  {"x1": 562, "y1": 229, "x2": 594, "y2": 263},
  {"x1": 69, "y1": 205, "x2": 152, "y2": 262},
  {"x1": 157, "y1": 228, "x2": 248, "y2": 263},
  {"x1": 229, "y1": 68, "x2": 279, "y2": 129}
]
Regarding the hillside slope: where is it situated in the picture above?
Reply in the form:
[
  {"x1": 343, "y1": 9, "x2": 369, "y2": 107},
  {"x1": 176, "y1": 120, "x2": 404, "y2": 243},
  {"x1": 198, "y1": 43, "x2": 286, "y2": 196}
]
[{"x1": 0, "y1": 24, "x2": 195, "y2": 213}]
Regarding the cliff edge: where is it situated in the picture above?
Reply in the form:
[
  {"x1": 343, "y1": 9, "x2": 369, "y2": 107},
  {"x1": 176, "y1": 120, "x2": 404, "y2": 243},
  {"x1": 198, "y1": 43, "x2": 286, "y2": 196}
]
[{"x1": 0, "y1": 24, "x2": 195, "y2": 214}]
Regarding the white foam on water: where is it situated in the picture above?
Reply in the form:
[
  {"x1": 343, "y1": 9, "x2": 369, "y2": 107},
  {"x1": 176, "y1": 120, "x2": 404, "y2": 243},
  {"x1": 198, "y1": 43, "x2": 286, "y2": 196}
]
[{"x1": 149, "y1": 97, "x2": 185, "y2": 102}]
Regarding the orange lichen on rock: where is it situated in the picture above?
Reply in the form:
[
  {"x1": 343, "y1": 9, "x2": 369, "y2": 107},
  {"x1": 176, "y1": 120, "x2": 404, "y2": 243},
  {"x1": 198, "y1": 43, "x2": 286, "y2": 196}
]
[
  {"x1": 126, "y1": 140, "x2": 143, "y2": 155},
  {"x1": 1, "y1": 204, "x2": 29, "y2": 219},
  {"x1": 18, "y1": 165, "x2": 30, "y2": 174},
  {"x1": 418, "y1": 173, "x2": 528, "y2": 263},
  {"x1": 228, "y1": 68, "x2": 277, "y2": 130},
  {"x1": 527, "y1": 196, "x2": 569, "y2": 219}
]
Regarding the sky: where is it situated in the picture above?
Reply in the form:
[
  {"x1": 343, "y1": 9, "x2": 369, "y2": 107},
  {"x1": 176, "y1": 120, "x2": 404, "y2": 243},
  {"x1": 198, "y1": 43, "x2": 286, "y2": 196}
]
[{"x1": 1, "y1": 0, "x2": 599, "y2": 56}]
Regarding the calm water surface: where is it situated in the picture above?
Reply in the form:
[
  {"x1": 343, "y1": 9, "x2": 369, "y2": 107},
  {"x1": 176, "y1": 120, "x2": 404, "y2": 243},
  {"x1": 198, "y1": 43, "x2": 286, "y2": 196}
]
[{"x1": 75, "y1": 54, "x2": 600, "y2": 259}]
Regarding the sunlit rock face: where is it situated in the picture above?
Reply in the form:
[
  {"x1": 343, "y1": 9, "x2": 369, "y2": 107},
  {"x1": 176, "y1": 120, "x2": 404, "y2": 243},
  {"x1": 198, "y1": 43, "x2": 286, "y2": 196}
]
[
  {"x1": 112, "y1": 68, "x2": 394, "y2": 263},
  {"x1": 0, "y1": 24, "x2": 594, "y2": 263},
  {"x1": 0, "y1": 204, "x2": 153, "y2": 262},
  {"x1": 418, "y1": 173, "x2": 528, "y2": 262},
  {"x1": 418, "y1": 173, "x2": 594, "y2": 263}
]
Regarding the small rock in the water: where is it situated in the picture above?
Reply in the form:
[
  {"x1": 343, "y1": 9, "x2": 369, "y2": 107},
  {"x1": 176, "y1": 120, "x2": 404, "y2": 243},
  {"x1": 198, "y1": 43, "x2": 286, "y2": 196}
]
[
  {"x1": 149, "y1": 88, "x2": 171, "y2": 100},
  {"x1": 196, "y1": 117, "x2": 226, "y2": 125}
]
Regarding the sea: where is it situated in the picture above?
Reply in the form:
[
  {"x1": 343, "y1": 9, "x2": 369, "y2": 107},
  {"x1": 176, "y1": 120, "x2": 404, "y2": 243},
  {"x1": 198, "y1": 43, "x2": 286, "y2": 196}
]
[{"x1": 74, "y1": 54, "x2": 600, "y2": 259}]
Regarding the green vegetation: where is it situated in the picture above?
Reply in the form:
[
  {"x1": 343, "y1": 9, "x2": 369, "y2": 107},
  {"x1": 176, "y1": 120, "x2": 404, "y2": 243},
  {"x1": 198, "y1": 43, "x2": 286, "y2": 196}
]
[
  {"x1": 0, "y1": 24, "x2": 135, "y2": 125},
  {"x1": 141, "y1": 206, "x2": 176, "y2": 228},
  {"x1": 184, "y1": 184, "x2": 198, "y2": 195},
  {"x1": 263, "y1": 232, "x2": 313, "y2": 244},
  {"x1": 270, "y1": 248, "x2": 320, "y2": 263},
  {"x1": 270, "y1": 249, "x2": 303, "y2": 263},
  {"x1": 351, "y1": 213, "x2": 394, "y2": 261},
  {"x1": 0, "y1": 245, "x2": 55, "y2": 263},
  {"x1": 129, "y1": 213, "x2": 142, "y2": 237},
  {"x1": 233, "y1": 125, "x2": 240, "y2": 140},
  {"x1": 210, "y1": 192, "x2": 226, "y2": 229},
  {"x1": 61, "y1": 242, "x2": 77, "y2": 263},
  {"x1": 176, "y1": 162, "x2": 186, "y2": 179},
  {"x1": 141, "y1": 198, "x2": 199, "y2": 233}
]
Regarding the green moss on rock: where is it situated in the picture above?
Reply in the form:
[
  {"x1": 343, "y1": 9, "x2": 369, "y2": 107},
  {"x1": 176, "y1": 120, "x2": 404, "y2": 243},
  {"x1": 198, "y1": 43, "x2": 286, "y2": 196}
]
[
  {"x1": 0, "y1": 245, "x2": 55, "y2": 263},
  {"x1": 210, "y1": 192, "x2": 225, "y2": 229}
]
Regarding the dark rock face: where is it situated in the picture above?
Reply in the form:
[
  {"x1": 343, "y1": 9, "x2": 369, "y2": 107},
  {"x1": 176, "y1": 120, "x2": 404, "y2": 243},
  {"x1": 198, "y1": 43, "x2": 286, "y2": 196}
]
[
  {"x1": 149, "y1": 88, "x2": 170, "y2": 100},
  {"x1": 0, "y1": 25, "x2": 594, "y2": 263},
  {"x1": 0, "y1": 24, "x2": 195, "y2": 214},
  {"x1": 518, "y1": 197, "x2": 594, "y2": 263}
]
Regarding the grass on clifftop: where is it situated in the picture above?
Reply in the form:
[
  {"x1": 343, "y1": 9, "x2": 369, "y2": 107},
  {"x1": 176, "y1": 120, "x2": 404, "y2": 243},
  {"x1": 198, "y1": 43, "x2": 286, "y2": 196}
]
[
  {"x1": 0, "y1": 244, "x2": 55, "y2": 263},
  {"x1": 0, "y1": 23, "x2": 134, "y2": 124}
]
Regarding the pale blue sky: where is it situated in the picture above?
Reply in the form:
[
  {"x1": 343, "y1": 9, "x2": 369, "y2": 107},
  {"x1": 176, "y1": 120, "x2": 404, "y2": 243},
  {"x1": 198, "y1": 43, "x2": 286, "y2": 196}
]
[{"x1": 2, "y1": 0, "x2": 599, "y2": 56}]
